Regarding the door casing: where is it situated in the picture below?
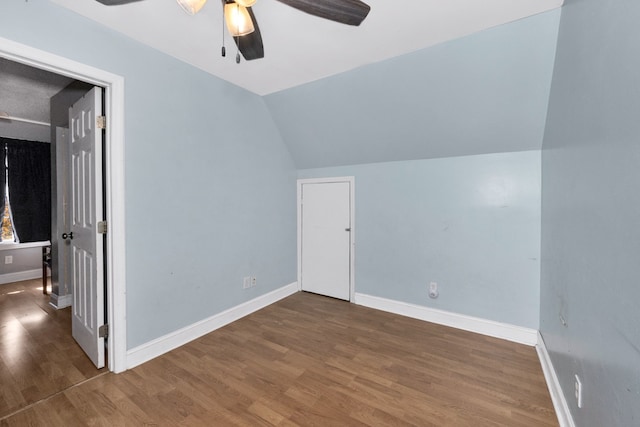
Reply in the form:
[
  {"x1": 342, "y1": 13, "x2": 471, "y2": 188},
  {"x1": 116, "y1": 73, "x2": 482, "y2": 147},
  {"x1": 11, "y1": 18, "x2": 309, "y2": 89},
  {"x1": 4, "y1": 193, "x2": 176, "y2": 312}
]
[
  {"x1": 297, "y1": 176, "x2": 355, "y2": 302},
  {"x1": 55, "y1": 127, "x2": 71, "y2": 304},
  {"x1": 0, "y1": 36, "x2": 127, "y2": 373}
]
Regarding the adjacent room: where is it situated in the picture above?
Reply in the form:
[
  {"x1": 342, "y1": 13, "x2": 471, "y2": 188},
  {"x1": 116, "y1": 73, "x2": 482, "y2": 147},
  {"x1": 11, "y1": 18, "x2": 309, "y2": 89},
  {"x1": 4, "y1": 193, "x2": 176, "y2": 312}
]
[
  {"x1": 0, "y1": 0, "x2": 637, "y2": 425},
  {"x1": 0, "y1": 57, "x2": 108, "y2": 418}
]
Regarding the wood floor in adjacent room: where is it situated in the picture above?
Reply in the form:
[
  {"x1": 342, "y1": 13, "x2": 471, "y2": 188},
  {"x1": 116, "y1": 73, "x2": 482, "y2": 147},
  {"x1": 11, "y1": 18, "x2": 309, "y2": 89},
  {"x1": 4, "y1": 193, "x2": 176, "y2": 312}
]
[
  {"x1": 1, "y1": 291, "x2": 558, "y2": 426},
  {"x1": 0, "y1": 279, "x2": 105, "y2": 420}
]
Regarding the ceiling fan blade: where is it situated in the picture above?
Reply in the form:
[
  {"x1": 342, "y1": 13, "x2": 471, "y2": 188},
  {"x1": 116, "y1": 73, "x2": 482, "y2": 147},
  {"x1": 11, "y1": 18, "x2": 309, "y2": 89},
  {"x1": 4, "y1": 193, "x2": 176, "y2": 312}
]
[
  {"x1": 276, "y1": 0, "x2": 370, "y2": 26},
  {"x1": 231, "y1": 7, "x2": 264, "y2": 61},
  {"x1": 95, "y1": 0, "x2": 145, "y2": 5}
]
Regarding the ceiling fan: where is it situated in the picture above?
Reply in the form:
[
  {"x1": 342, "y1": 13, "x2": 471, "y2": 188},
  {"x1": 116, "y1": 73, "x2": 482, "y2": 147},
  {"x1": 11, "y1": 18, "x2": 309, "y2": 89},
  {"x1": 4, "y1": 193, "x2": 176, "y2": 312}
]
[{"x1": 95, "y1": 0, "x2": 371, "y2": 62}]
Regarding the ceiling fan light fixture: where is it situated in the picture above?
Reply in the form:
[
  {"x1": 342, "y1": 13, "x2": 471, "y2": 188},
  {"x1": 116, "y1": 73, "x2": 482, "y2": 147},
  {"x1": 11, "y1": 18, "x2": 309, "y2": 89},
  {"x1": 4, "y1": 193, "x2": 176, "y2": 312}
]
[
  {"x1": 224, "y1": 3, "x2": 255, "y2": 36},
  {"x1": 176, "y1": 0, "x2": 207, "y2": 15}
]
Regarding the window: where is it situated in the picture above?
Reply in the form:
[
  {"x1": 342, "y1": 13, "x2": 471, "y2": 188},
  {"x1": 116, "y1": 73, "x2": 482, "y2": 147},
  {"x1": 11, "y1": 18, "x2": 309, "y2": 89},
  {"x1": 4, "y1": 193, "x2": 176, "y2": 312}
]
[
  {"x1": 0, "y1": 138, "x2": 51, "y2": 244},
  {"x1": 0, "y1": 145, "x2": 14, "y2": 243},
  {"x1": 1, "y1": 193, "x2": 15, "y2": 243}
]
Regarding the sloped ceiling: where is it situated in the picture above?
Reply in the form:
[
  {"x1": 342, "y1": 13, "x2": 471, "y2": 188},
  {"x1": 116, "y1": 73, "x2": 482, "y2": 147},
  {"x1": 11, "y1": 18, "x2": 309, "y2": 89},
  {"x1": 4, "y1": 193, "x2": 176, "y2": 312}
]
[
  {"x1": 266, "y1": 10, "x2": 562, "y2": 168},
  {"x1": 50, "y1": 0, "x2": 562, "y2": 95},
  {"x1": 1, "y1": 1, "x2": 563, "y2": 165}
]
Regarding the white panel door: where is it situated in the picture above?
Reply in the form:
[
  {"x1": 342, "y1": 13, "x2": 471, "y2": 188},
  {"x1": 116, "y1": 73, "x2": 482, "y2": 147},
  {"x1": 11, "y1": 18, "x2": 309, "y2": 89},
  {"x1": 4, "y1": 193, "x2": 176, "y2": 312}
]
[
  {"x1": 69, "y1": 87, "x2": 104, "y2": 369},
  {"x1": 300, "y1": 181, "x2": 351, "y2": 300}
]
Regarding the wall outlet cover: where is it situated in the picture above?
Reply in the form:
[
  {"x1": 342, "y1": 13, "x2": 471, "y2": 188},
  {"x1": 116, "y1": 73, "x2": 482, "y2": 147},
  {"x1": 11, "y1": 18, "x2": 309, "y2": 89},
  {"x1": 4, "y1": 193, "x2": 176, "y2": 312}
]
[{"x1": 428, "y1": 281, "x2": 439, "y2": 299}]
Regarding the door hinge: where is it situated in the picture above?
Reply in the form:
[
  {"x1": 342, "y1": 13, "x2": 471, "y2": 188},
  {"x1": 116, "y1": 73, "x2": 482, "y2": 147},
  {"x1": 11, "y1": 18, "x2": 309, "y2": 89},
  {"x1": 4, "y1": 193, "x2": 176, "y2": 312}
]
[
  {"x1": 97, "y1": 115, "x2": 106, "y2": 129},
  {"x1": 98, "y1": 221, "x2": 108, "y2": 234},
  {"x1": 99, "y1": 324, "x2": 109, "y2": 339}
]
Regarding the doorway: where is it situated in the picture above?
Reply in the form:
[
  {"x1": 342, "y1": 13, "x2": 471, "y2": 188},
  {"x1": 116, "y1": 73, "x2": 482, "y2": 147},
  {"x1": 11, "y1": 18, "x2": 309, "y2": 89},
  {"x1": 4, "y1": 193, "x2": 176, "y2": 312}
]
[
  {"x1": 297, "y1": 177, "x2": 355, "y2": 301},
  {"x1": 0, "y1": 36, "x2": 126, "y2": 373}
]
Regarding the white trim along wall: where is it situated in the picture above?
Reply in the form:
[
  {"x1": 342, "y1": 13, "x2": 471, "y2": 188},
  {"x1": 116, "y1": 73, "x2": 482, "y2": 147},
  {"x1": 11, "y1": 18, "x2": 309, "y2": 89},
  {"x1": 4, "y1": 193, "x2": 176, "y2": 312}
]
[
  {"x1": 537, "y1": 332, "x2": 576, "y2": 427},
  {"x1": 0, "y1": 241, "x2": 50, "y2": 285},
  {"x1": 0, "y1": 36, "x2": 128, "y2": 373},
  {"x1": 126, "y1": 282, "x2": 298, "y2": 369},
  {"x1": 355, "y1": 293, "x2": 539, "y2": 346},
  {"x1": 0, "y1": 269, "x2": 48, "y2": 285},
  {"x1": 355, "y1": 292, "x2": 569, "y2": 427}
]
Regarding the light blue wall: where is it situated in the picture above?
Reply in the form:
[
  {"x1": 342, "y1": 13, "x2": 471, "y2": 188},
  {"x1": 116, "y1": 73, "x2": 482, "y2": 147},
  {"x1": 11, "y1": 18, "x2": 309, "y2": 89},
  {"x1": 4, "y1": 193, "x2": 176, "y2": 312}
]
[
  {"x1": 0, "y1": 1, "x2": 297, "y2": 349},
  {"x1": 0, "y1": 246, "x2": 42, "y2": 280},
  {"x1": 266, "y1": 10, "x2": 560, "y2": 169},
  {"x1": 300, "y1": 151, "x2": 541, "y2": 328},
  {"x1": 540, "y1": 0, "x2": 640, "y2": 425}
]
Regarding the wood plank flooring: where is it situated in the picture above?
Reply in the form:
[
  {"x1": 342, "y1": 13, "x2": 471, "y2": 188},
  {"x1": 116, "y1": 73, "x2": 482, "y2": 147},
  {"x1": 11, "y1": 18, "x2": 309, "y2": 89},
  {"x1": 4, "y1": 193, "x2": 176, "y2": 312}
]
[
  {"x1": 1, "y1": 291, "x2": 558, "y2": 426},
  {"x1": 0, "y1": 279, "x2": 105, "y2": 419}
]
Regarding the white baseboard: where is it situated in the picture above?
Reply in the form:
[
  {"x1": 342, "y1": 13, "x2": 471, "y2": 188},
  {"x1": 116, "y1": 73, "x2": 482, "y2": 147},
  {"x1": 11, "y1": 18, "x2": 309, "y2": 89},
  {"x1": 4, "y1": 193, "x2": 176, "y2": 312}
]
[
  {"x1": 49, "y1": 293, "x2": 72, "y2": 309},
  {"x1": 126, "y1": 282, "x2": 298, "y2": 370},
  {"x1": 354, "y1": 293, "x2": 538, "y2": 346},
  {"x1": 0, "y1": 269, "x2": 44, "y2": 285},
  {"x1": 536, "y1": 332, "x2": 575, "y2": 427}
]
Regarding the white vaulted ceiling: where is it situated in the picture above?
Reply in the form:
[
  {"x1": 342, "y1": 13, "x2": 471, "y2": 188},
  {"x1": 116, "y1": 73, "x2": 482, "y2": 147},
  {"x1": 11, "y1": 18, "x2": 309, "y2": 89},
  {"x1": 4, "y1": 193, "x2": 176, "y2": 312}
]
[{"x1": 49, "y1": 0, "x2": 562, "y2": 95}]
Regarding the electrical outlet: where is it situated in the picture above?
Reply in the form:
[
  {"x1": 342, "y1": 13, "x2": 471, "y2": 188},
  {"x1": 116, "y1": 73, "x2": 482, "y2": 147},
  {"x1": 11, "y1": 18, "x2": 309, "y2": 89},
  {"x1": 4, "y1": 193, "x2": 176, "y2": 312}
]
[
  {"x1": 4, "y1": 255, "x2": 12, "y2": 264},
  {"x1": 251, "y1": 276, "x2": 257, "y2": 287},
  {"x1": 242, "y1": 276, "x2": 251, "y2": 289},
  {"x1": 574, "y1": 374, "x2": 583, "y2": 408},
  {"x1": 429, "y1": 281, "x2": 439, "y2": 299}
]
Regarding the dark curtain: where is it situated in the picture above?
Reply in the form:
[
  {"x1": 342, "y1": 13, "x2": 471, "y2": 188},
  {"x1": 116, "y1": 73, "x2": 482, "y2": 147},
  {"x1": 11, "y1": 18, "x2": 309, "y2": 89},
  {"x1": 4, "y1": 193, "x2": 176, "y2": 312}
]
[
  {"x1": 4, "y1": 138, "x2": 51, "y2": 243},
  {"x1": 0, "y1": 142, "x2": 5, "y2": 224}
]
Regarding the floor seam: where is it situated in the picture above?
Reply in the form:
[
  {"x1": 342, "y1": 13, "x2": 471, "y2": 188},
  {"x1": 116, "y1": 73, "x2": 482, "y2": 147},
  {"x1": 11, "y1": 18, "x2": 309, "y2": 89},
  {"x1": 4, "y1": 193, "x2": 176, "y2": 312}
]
[{"x1": 0, "y1": 370, "x2": 110, "y2": 422}]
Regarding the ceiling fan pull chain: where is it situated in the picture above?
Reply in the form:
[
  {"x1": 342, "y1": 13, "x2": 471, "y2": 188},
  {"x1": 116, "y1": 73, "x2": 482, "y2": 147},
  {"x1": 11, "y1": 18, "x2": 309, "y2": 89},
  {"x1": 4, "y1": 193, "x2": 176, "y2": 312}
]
[
  {"x1": 235, "y1": 35, "x2": 240, "y2": 63},
  {"x1": 235, "y1": 5, "x2": 241, "y2": 64},
  {"x1": 221, "y1": 1, "x2": 226, "y2": 57}
]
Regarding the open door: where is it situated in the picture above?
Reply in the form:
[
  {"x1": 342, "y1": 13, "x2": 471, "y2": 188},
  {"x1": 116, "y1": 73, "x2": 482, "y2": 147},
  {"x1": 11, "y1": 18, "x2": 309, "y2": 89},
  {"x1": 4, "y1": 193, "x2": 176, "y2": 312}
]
[{"x1": 67, "y1": 87, "x2": 105, "y2": 369}]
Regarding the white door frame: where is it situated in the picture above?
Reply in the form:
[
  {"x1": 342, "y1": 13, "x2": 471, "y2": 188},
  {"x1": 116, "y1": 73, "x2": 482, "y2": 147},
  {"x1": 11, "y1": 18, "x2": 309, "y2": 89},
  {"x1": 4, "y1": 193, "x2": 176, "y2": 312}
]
[
  {"x1": 0, "y1": 36, "x2": 127, "y2": 373},
  {"x1": 297, "y1": 177, "x2": 355, "y2": 302}
]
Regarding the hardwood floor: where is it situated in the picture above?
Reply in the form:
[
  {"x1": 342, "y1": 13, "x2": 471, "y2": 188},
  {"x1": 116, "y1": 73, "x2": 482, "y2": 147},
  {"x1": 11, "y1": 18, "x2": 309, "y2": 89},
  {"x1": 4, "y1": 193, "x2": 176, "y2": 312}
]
[
  {"x1": 0, "y1": 279, "x2": 105, "y2": 419},
  {"x1": 1, "y1": 291, "x2": 557, "y2": 426}
]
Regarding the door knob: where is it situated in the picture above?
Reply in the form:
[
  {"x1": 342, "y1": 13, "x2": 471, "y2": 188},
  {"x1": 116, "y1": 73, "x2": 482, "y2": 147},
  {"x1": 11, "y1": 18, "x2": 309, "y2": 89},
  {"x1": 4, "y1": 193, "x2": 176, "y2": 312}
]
[
  {"x1": 62, "y1": 232, "x2": 74, "y2": 240},
  {"x1": 345, "y1": 228, "x2": 351, "y2": 232}
]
